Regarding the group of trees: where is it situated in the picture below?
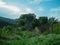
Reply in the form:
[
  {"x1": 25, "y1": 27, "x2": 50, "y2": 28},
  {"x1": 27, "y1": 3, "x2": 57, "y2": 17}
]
[
  {"x1": 0, "y1": 13, "x2": 59, "y2": 39},
  {"x1": 0, "y1": 13, "x2": 58, "y2": 32},
  {"x1": 0, "y1": 13, "x2": 58, "y2": 38},
  {"x1": 17, "y1": 13, "x2": 58, "y2": 32}
]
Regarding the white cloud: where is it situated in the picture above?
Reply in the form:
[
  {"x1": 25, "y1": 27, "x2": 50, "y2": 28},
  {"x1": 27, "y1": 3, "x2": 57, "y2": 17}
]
[
  {"x1": 0, "y1": 0, "x2": 3, "y2": 1},
  {"x1": 50, "y1": 7, "x2": 60, "y2": 20},
  {"x1": 22, "y1": 8, "x2": 34, "y2": 14},
  {"x1": 37, "y1": 7, "x2": 44, "y2": 11},
  {"x1": 0, "y1": 1, "x2": 34, "y2": 18},
  {"x1": 0, "y1": 1, "x2": 6, "y2": 5},
  {"x1": 0, "y1": 1, "x2": 34, "y2": 14},
  {"x1": 30, "y1": 0, "x2": 52, "y2": 4},
  {"x1": 34, "y1": 0, "x2": 42, "y2": 3},
  {"x1": 30, "y1": 0, "x2": 41, "y2": 4},
  {"x1": 50, "y1": 7, "x2": 60, "y2": 12},
  {"x1": 50, "y1": 13, "x2": 60, "y2": 20},
  {"x1": 0, "y1": 1, "x2": 21, "y2": 14}
]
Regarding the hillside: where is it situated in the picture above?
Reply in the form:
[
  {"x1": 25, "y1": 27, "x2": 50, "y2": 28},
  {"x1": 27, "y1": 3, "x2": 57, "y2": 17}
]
[{"x1": 0, "y1": 17, "x2": 17, "y2": 27}]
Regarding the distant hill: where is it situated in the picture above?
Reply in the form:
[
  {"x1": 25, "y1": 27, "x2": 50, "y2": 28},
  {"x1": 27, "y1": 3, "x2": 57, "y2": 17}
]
[{"x1": 0, "y1": 17, "x2": 17, "y2": 27}]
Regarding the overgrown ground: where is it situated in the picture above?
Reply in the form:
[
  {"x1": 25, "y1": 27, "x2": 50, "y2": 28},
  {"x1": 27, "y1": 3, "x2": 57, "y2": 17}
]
[
  {"x1": 0, "y1": 34, "x2": 60, "y2": 45},
  {"x1": 0, "y1": 23, "x2": 60, "y2": 45}
]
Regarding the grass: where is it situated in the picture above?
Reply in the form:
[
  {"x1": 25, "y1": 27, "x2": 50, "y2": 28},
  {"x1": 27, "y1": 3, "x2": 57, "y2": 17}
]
[{"x1": 0, "y1": 34, "x2": 60, "y2": 45}]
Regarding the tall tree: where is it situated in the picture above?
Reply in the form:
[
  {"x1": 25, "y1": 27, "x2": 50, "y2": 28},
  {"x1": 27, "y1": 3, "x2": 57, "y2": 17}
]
[
  {"x1": 18, "y1": 13, "x2": 36, "y2": 30},
  {"x1": 38, "y1": 17, "x2": 48, "y2": 26},
  {"x1": 48, "y1": 17, "x2": 58, "y2": 33}
]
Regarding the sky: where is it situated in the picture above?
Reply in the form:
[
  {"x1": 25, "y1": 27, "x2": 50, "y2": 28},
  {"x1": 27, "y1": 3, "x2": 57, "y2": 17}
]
[{"x1": 0, "y1": 0, "x2": 60, "y2": 20}]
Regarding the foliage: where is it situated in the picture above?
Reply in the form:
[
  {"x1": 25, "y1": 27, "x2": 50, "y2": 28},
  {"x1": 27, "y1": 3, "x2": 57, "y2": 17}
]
[
  {"x1": 50, "y1": 23, "x2": 60, "y2": 34},
  {"x1": 18, "y1": 13, "x2": 36, "y2": 26},
  {"x1": 0, "y1": 13, "x2": 60, "y2": 45},
  {"x1": 38, "y1": 17, "x2": 48, "y2": 25},
  {"x1": 0, "y1": 26, "x2": 21, "y2": 40},
  {"x1": 0, "y1": 34, "x2": 60, "y2": 45},
  {"x1": 0, "y1": 17, "x2": 16, "y2": 28}
]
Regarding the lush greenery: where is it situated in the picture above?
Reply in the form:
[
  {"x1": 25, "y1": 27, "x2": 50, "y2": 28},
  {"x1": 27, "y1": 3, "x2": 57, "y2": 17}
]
[{"x1": 0, "y1": 13, "x2": 60, "y2": 45}]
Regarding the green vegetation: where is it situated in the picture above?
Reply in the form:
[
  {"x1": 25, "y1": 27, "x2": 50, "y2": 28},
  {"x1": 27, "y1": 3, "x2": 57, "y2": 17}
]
[{"x1": 0, "y1": 13, "x2": 60, "y2": 45}]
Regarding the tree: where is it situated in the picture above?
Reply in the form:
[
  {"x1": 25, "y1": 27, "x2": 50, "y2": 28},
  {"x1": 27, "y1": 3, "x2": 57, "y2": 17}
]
[
  {"x1": 18, "y1": 13, "x2": 36, "y2": 30},
  {"x1": 38, "y1": 17, "x2": 48, "y2": 26},
  {"x1": 31, "y1": 19, "x2": 39, "y2": 28},
  {"x1": 48, "y1": 17, "x2": 58, "y2": 33},
  {"x1": 48, "y1": 17, "x2": 58, "y2": 25}
]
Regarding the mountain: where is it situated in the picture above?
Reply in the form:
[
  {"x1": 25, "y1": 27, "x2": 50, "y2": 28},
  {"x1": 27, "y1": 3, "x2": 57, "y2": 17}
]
[{"x1": 0, "y1": 17, "x2": 17, "y2": 27}]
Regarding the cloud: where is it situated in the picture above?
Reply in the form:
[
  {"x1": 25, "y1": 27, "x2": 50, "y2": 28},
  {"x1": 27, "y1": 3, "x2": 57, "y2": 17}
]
[
  {"x1": 0, "y1": 1, "x2": 21, "y2": 14},
  {"x1": 0, "y1": 1, "x2": 33, "y2": 14},
  {"x1": 0, "y1": 1, "x2": 5, "y2": 5},
  {"x1": 50, "y1": 7, "x2": 60, "y2": 20},
  {"x1": 50, "y1": 13, "x2": 60, "y2": 20},
  {"x1": 37, "y1": 7, "x2": 44, "y2": 11},
  {"x1": 34, "y1": 0, "x2": 42, "y2": 3},
  {"x1": 0, "y1": 1, "x2": 34, "y2": 18},
  {"x1": 50, "y1": 7, "x2": 60, "y2": 12},
  {"x1": 21, "y1": 8, "x2": 34, "y2": 14},
  {"x1": 30, "y1": 0, "x2": 52, "y2": 4}
]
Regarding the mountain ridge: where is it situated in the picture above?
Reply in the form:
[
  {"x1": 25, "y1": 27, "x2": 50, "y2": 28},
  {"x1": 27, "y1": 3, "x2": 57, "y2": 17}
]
[{"x1": 0, "y1": 16, "x2": 17, "y2": 27}]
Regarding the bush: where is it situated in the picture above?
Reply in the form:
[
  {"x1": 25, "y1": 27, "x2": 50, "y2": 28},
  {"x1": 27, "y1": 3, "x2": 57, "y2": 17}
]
[
  {"x1": 49, "y1": 23, "x2": 60, "y2": 34},
  {"x1": 1, "y1": 34, "x2": 60, "y2": 45}
]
